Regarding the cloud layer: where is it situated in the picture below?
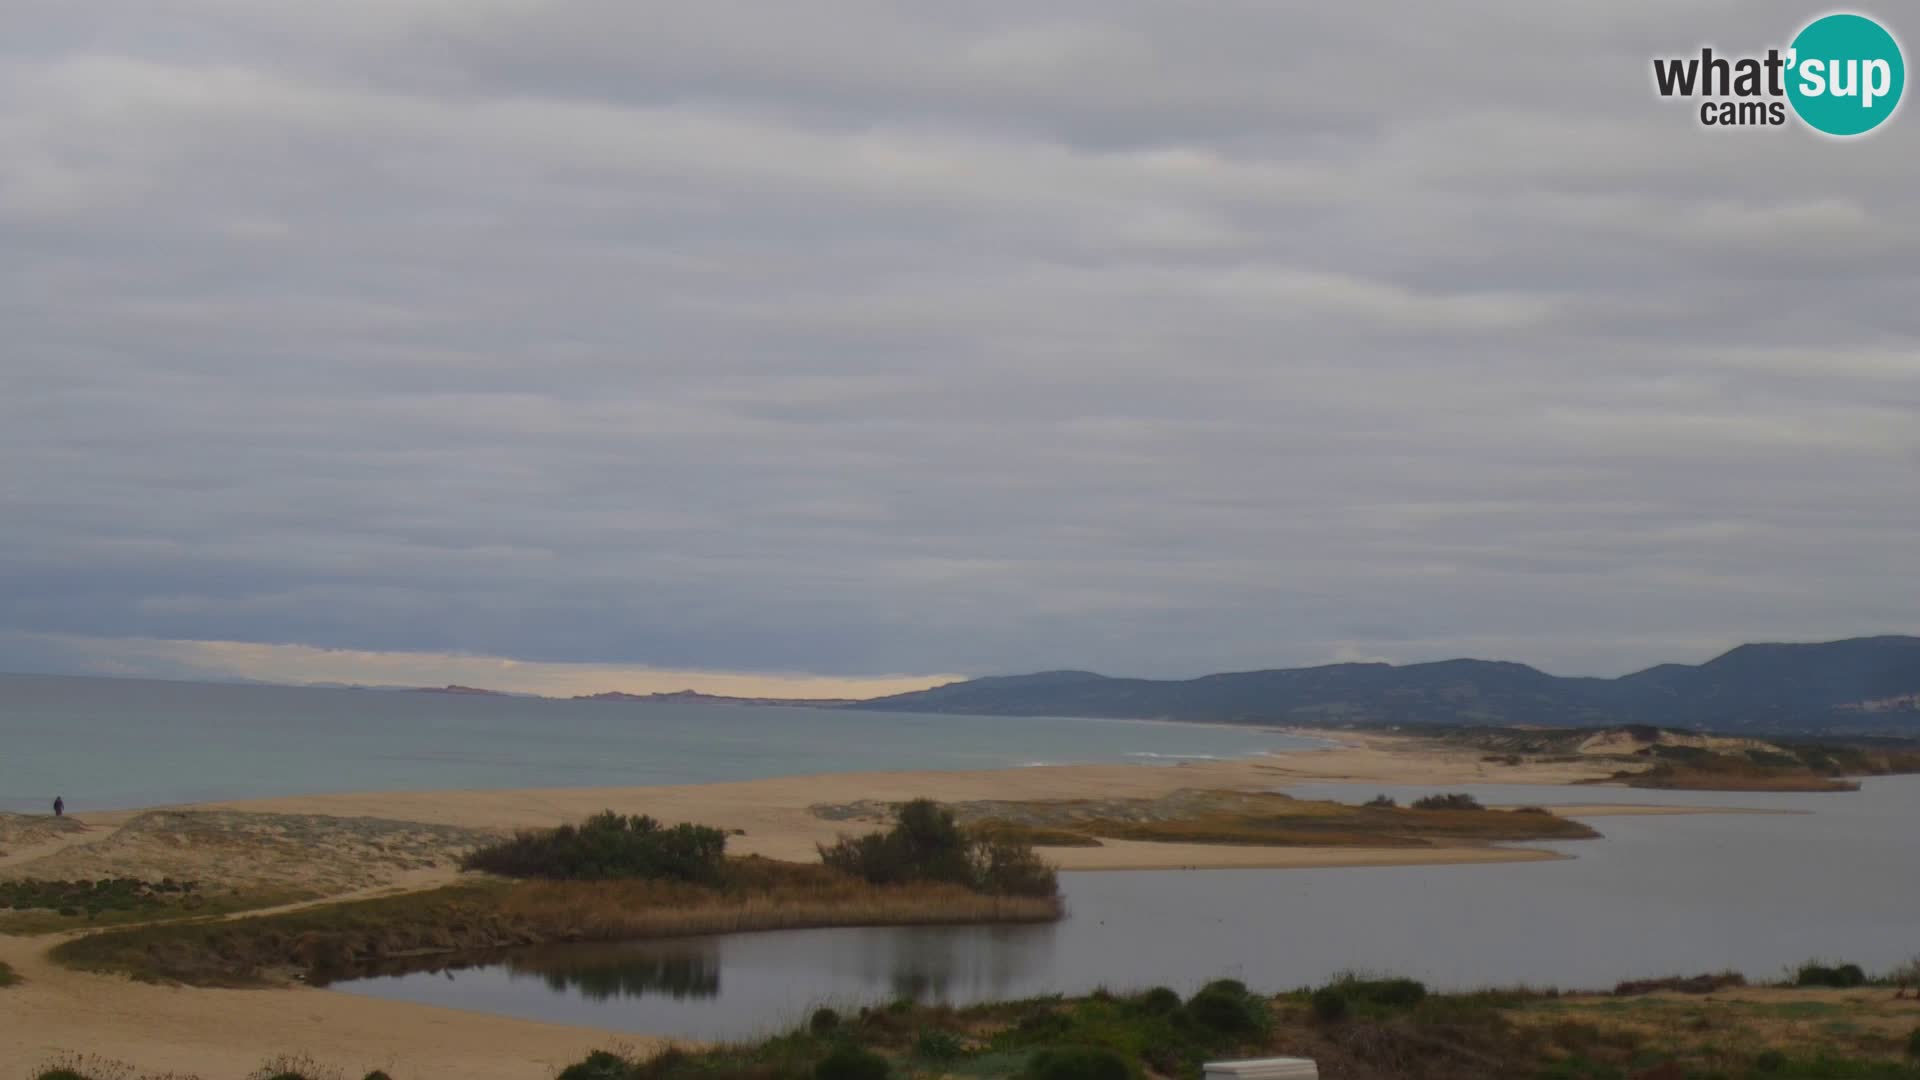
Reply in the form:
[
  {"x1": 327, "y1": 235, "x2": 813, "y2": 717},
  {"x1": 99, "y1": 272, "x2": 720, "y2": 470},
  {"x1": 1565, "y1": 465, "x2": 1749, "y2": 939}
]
[{"x1": 4, "y1": 2, "x2": 1917, "y2": 683}]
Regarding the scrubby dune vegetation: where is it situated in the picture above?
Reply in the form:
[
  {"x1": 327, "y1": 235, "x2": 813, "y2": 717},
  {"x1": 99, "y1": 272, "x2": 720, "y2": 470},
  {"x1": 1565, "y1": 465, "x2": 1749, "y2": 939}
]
[
  {"x1": 53, "y1": 802, "x2": 1061, "y2": 986},
  {"x1": 35, "y1": 967, "x2": 1920, "y2": 1080}
]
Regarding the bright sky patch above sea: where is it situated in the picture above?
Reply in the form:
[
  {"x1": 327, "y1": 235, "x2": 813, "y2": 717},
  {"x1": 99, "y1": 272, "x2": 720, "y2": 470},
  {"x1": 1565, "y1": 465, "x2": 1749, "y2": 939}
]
[{"x1": 7, "y1": 634, "x2": 957, "y2": 699}]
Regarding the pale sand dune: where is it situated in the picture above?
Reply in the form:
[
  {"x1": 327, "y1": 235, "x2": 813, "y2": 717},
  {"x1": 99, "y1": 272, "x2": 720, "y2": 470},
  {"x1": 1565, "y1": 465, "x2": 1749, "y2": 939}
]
[{"x1": 0, "y1": 733, "x2": 1742, "y2": 1077}]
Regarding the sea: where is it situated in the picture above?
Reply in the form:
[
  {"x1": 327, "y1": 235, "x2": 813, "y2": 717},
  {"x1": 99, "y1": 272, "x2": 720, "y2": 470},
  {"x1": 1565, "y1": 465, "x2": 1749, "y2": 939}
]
[{"x1": 0, "y1": 672, "x2": 1313, "y2": 813}]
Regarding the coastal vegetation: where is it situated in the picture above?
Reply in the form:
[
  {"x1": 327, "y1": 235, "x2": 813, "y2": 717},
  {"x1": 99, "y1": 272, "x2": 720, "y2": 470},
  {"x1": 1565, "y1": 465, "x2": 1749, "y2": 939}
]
[
  {"x1": 0, "y1": 876, "x2": 291, "y2": 935},
  {"x1": 52, "y1": 803, "x2": 1061, "y2": 986},
  {"x1": 460, "y1": 811, "x2": 730, "y2": 884},
  {"x1": 31, "y1": 964, "x2": 1920, "y2": 1080},
  {"x1": 819, "y1": 798, "x2": 1058, "y2": 897},
  {"x1": 839, "y1": 789, "x2": 1601, "y2": 850},
  {"x1": 1437, "y1": 725, "x2": 1920, "y2": 792}
]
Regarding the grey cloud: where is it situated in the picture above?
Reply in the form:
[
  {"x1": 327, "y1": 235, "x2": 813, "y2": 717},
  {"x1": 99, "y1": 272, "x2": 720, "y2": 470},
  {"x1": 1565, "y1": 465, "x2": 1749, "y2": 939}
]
[{"x1": 2, "y1": 1, "x2": 1917, "y2": 683}]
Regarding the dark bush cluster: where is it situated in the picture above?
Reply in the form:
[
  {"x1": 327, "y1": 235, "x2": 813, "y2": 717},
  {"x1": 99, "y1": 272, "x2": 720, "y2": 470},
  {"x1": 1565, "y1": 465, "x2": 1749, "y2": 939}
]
[
  {"x1": 461, "y1": 811, "x2": 727, "y2": 884},
  {"x1": 1363, "y1": 794, "x2": 1397, "y2": 808},
  {"x1": 1310, "y1": 975, "x2": 1429, "y2": 1023},
  {"x1": 1411, "y1": 793, "x2": 1485, "y2": 811},
  {"x1": 814, "y1": 1045, "x2": 889, "y2": 1080},
  {"x1": 1175, "y1": 978, "x2": 1269, "y2": 1038},
  {"x1": 818, "y1": 799, "x2": 1057, "y2": 898},
  {"x1": 1022, "y1": 1046, "x2": 1133, "y2": 1080},
  {"x1": 1793, "y1": 961, "x2": 1867, "y2": 988}
]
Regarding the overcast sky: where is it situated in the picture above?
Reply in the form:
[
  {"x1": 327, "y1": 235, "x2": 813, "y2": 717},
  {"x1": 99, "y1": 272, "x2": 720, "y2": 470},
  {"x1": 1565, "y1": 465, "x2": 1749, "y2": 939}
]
[{"x1": 4, "y1": 2, "x2": 1917, "y2": 694}]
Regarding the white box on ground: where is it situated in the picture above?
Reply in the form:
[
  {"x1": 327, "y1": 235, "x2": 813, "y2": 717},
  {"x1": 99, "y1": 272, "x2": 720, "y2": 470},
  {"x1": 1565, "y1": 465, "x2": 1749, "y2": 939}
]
[{"x1": 1203, "y1": 1058, "x2": 1319, "y2": 1080}]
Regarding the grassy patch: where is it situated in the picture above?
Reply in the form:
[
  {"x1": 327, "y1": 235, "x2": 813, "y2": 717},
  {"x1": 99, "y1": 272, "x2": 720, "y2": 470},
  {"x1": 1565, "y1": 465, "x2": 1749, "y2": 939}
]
[
  {"x1": 894, "y1": 789, "x2": 1598, "y2": 850},
  {"x1": 0, "y1": 878, "x2": 305, "y2": 935},
  {"x1": 1621, "y1": 761, "x2": 1860, "y2": 792}
]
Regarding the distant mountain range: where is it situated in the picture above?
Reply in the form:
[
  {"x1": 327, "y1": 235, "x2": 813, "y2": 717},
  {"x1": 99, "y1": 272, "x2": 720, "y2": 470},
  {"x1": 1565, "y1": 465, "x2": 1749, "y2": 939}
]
[{"x1": 851, "y1": 636, "x2": 1920, "y2": 736}]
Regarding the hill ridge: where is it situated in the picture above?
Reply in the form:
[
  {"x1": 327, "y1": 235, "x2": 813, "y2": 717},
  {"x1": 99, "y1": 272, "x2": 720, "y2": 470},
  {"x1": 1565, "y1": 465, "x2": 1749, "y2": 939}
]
[{"x1": 853, "y1": 636, "x2": 1920, "y2": 736}]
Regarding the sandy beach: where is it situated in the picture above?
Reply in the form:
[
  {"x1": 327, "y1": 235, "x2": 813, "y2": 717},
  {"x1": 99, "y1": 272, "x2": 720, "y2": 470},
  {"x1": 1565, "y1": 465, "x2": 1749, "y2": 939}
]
[{"x1": 0, "y1": 732, "x2": 1745, "y2": 1079}]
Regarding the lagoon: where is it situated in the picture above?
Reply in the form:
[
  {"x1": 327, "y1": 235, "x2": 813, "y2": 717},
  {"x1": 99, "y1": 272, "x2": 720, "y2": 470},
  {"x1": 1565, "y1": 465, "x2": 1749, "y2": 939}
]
[{"x1": 332, "y1": 776, "x2": 1920, "y2": 1041}]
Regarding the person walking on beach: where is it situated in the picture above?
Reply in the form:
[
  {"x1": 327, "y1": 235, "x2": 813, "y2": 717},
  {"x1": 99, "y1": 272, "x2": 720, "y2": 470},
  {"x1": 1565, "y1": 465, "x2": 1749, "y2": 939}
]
[{"x1": 52, "y1": 795, "x2": 63, "y2": 817}]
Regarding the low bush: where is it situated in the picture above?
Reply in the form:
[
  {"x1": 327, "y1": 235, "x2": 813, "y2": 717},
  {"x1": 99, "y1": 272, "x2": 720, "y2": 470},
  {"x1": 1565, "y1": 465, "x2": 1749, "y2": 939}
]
[
  {"x1": 1186, "y1": 983, "x2": 1266, "y2": 1035},
  {"x1": 1411, "y1": 793, "x2": 1484, "y2": 811},
  {"x1": 247, "y1": 1054, "x2": 340, "y2": 1080},
  {"x1": 1135, "y1": 986, "x2": 1182, "y2": 1014},
  {"x1": 1907, "y1": 1028, "x2": 1920, "y2": 1059},
  {"x1": 1330, "y1": 975, "x2": 1427, "y2": 1008},
  {"x1": 1022, "y1": 1046, "x2": 1132, "y2": 1080},
  {"x1": 462, "y1": 811, "x2": 727, "y2": 884},
  {"x1": 813, "y1": 1045, "x2": 889, "y2": 1080},
  {"x1": 557, "y1": 1050, "x2": 634, "y2": 1080},
  {"x1": 1793, "y1": 961, "x2": 1867, "y2": 988},
  {"x1": 810, "y1": 1006, "x2": 841, "y2": 1034},
  {"x1": 819, "y1": 799, "x2": 1057, "y2": 898},
  {"x1": 1309, "y1": 985, "x2": 1349, "y2": 1023},
  {"x1": 0, "y1": 960, "x2": 18, "y2": 987},
  {"x1": 912, "y1": 1029, "x2": 964, "y2": 1060}
]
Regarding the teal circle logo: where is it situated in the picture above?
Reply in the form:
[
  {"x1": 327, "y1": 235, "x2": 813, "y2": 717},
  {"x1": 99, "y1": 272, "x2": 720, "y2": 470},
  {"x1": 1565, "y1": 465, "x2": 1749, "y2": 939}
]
[{"x1": 1787, "y1": 13, "x2": 1905, "y2": 136}]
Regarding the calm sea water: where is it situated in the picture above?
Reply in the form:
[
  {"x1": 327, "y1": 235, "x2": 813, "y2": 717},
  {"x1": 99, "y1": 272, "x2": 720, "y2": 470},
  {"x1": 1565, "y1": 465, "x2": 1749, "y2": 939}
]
[
  {"x1": 333, "y1": 777, "x2": 1920, "y2": 1040},
  {"x1": 0, "y1": 673, "x2": 1313, "y2": 813}
]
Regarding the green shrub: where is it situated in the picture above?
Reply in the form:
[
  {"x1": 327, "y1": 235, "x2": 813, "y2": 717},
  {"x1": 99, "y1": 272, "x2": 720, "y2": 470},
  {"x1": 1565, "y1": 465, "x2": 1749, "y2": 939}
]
[
  {"x1": 1363, "y1": 794, "x2": 1397, "y2": 808},
  {"x1": 363, "y1": 1072, "x2": 393, "y2": 1080},
  {"x1": 1754, "y1": 1049, "x2": 1787, "y2": 1072},
  {"x1": 1186, "y1": 985, "x2": 1264, "y2": 1034},
  {"x1": 1411, "y1": 793, "x2": 1484, "y2": 811},
  {"x1": 809, "y1": 1007, "x2": 841, "y2": 1035},
  {"x1": 818, "y1": 799, "x2": 1057, "y2": 898},
  {"x1": 1136, "y1": 986, "x2": 1182, "y2": 1015},
  {"x1": 461, "y1": 811, "x2": 727, "y2": 883},
  {"x1": 814, "y1": 1045, "x2": 889, "y2": 1080},
  {"x1": 1022, "y1": 1046, "x2": 1133, "y2": 1080},
  {"x1": 1334, "y1": 976, "x2": 1427, "y2": 1008},
  {"x1": 1907, "y1": 1028, "x2": 1920, "y2": 1058},
  {"x1": 913, "y1": 1029, "x2": 965, "y2": 1061},
  {"x1": 557, "y1": 1050, "x2": 636, "y2": 1080},
  {"x1": 1310, "y1": 986, "x2": 1349, "y2": 1023},
  {"x1": 1793, "y1": 962, "x2": 1867, "y2": 988},
  {"x1": 1199, "y1": 978, "x2": 1248, "y2": 996}
]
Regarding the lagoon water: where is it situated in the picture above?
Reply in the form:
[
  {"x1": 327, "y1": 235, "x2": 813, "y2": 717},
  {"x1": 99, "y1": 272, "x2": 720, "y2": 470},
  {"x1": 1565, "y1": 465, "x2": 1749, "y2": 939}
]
[
  {"x1": 334, "y1": 777, "x2": 1920, "y2": 1041},
  {"x1": 0, "y1": 672, "x2": 1310, "y2": 813}
]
